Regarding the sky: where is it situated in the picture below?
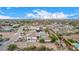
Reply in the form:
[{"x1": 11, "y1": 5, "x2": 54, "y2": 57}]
[{"x1": 0, "y1": 7, "x2": 79, "y2": 20}]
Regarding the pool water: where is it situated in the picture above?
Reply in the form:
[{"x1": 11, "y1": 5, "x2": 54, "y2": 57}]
[{"x1": 74, "y1": 43, "x2": 79, "y2": 49}]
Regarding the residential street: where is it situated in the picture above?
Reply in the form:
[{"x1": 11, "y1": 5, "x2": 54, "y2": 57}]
[{"x1": 0, "y1": 26, "x2": 24, "y2": 51}]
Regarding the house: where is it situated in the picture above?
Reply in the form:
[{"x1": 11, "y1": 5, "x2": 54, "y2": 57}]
[
  {"x1": 26, "y1": 37, "x2": 37, "y2": 42},
  {"x1": 12, "y1": 24, "x2": 20, "y2": 28},
  {"x1": 26, "y1": 32, "x2": 38, "y2": 42},
  {"x1": 38, "y1": 31, "x2": 48, "y2": 40}
]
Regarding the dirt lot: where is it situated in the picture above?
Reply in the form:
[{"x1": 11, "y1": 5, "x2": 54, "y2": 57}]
[
  {"x1": 0, "y1": 32, "x2": 15, "y2": 38},
  {"x1": 15, "y1": 42, "x2": 57, "y2": 50},
  {"x1": 63, "y1": 34, "x2": 79, "y2": 41}
]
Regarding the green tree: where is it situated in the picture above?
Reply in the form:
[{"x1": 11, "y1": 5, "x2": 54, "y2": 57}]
[
  {"x1": 39, "y1": 38, "x2": 45, "y2": 43},
  {"x1": 50, "y1": 35, "x2": 57, "y2": 43},
  {"x1": 8, "y1": 44, "x2": 17, "y2": 51}
]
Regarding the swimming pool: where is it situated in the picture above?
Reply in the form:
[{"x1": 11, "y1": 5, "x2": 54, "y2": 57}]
[{"x1": 74, "y1": 43, "x2": 79, "y2": 49}]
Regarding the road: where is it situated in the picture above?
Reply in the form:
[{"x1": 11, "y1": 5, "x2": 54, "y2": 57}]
[{"x1": 0, "y1": 26, "x2": 24, "y2": 51}]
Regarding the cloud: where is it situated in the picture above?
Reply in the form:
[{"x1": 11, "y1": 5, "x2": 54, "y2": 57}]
[
  {"x1": 0, "y1": 9, "x2": 77, "y2": 19},
  {"x1": 0, "y1": 15, "x2": 11, "y2": 19},
  {"x1": 26, "y1": 9, "x2": 75, "y2": 19},
  {"x1": 26, "y1": 13, "x2": 36, "y2": 18},
  {"x1": 0, "y1": 15, "x2": 19, "y2": 19}
]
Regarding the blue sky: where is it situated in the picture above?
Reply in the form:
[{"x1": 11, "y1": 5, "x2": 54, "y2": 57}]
[{"x1": 0, "y1": 7, "x2": 79, "y2": 19}]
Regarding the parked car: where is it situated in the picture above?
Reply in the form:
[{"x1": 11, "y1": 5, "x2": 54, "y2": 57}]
[
  {"x1": 5, "y1": 38, "x2": 10, "y2": 41},
  {"x1": 0, "y1": 43, "x2": 2, "y2": 46}
]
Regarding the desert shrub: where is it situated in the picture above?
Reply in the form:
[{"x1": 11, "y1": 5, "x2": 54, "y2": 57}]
[
  {"x1": 39, "y1": 38, "x2": 45, "y2": 43},
  {"x1": 8, "y1": 44, "x2": 17, "y2": 51},
  {"x1": 23, "y1": 46, "x2": 36, "y2": 51}
]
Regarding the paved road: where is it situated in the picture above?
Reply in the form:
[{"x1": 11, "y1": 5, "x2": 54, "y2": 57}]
[{"x1": 0, "y1": 26, "x2": 24, "y2": 51}]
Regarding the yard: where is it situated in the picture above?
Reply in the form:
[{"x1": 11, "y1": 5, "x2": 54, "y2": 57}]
[{"x1": 0, "y1": 32, "x2": 15, "y2": 38}]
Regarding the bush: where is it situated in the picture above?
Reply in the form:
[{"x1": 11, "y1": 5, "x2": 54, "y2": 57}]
[
  {"x1": 44, "y1": 28, "x2": 49, "y2": 32},
  {"x1": 23, "y1": 46, "x2": 36, "y2": 51},
  {"x1": 0, "y1": 38, "x2": 3, "y2": 42},
  {"x1": 0, "y1": 34, "x2": 2, "y2": 37},
  {"x1": 68, "y1": 39, "x2": 76, "y2": 43},
  {"x1": 8, "y1": 44, "x2": 17, "y2": 51},
  {"x1": 75, "y1": 31, "x2": 79, "y2": 34},
  {"x1": 39, "y1": 38, "x2": 45, "y2": 43},
  {"x1": 23, "y1": 45, "x2": 52, "y2": 51},
  {"x1": 36, "y1": 45, "x2": 47, "y2": 51}
]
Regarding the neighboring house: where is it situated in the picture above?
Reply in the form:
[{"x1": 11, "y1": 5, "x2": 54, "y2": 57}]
[
  {"x1": 0, "y1": 26, "x2": 3, "y2": 29},
  {"x1": 2, "y1": 26, "x2": 13, "y2": 32},
  {"x1": 39, "y1": 31, "x2": 48, "y2": 40},
  {"x1": 24, "y1": 26, "x2": 42, "y2": 32},
  {"x1": 12, "y1": 24, "x2": 20, "y2": 28}
]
